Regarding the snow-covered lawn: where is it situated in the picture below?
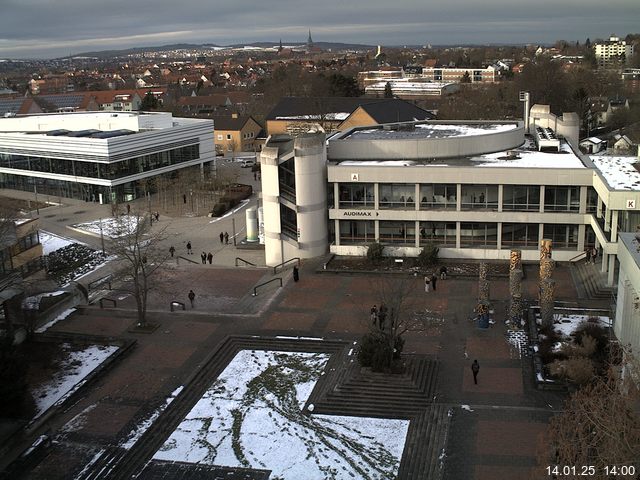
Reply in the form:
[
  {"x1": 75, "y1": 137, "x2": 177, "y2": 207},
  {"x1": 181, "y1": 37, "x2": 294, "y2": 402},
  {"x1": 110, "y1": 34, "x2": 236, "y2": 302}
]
[
  {"x1": 30, "y1": 344, "x2": 119, "y2": 420},
  {"x1": 549, "y1": 314, "x2": 611, "y2": 339},
  {"x1": 71, "y1": 215, "x2": 141, "y2": 239},
  {"x1": 154, "y1": 350, "x2": 409, "y2": 480},
  {"x1": 39, "y1": 231, "x2": 83, "y2": 255}
]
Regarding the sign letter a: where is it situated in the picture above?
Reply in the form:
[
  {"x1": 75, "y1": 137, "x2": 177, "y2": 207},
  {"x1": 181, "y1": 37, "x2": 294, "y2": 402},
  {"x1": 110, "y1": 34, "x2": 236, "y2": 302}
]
[{"x1": 351, "y1": 173, "x2": 359, "y2": 181}]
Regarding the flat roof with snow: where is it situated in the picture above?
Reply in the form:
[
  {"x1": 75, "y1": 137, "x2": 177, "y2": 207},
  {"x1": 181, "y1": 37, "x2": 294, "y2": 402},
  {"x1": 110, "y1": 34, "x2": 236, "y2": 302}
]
[
  {"x1": 344, "y1": 122, "x2": 518, "y2": 140},
  {"x1": 591, "y1": 156, "x2": 640, "y2": 190}
]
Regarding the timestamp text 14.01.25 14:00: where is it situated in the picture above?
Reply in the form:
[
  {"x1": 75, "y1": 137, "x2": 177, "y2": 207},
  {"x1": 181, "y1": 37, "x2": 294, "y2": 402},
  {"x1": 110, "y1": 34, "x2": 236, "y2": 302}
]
[{"x1": 546, "y1": 465, "x2": 636, "y2": 476}]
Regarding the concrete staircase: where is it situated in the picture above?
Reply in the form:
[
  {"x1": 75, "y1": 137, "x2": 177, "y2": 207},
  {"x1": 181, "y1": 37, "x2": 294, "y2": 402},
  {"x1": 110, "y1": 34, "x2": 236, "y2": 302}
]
[{"x1": 571, "y1": 261, "x2": 614, "y2": 300}]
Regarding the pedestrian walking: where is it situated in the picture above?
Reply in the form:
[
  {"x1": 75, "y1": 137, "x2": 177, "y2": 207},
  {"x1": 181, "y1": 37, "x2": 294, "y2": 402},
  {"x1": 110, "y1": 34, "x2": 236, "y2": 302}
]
[
  {"x1": 183, "y1": 193, "x2": 187, "y2": 204},
  {"x1": 201, "y1": 252, "x2": 207, "y2": 264},
  {"x1": 591, "y1": 246, "x2": 598, "y2": 264},
  {"x1": 207, "y1": 252, "x2": 213, "y2": 264},
  {"x1": 293, "y1": 265, "x2": 299, "y2": 282},
  {"x1": 585, "y1": 247, "x2": 592, "y2": 264},
  {"x1": 186, "y1": 241, "x2": 192, "y2": 254},
  {"x1": 424, "y1": 276, "x2": 431, "y2": 293},
  {"x1": 224, "y1": 232, "x2": 229, "y2": 244},
  {"x1": 431, "y1": 273, "x2": 438, "y2": 291},
  {"x1": 439, "y1": 265, "x2": 448, "y2": 280},
  {"x1": 188, "y1": 289, "x2": 195, "y2": 308},
  {"x1": 370, "y1": 304, "x2": 378, "y2": 326},
  {"x1": 154, "y1": 212, "x2": 160, "y2": 222},
  {"x1": 126, "y1": 203, "x2": 131, "y2": 214},
  {"x1": 169, "y1": 246, "x2": 175, "y2": 257},
  {"x1": 471, "y1": 359, "x2": 480, "y2": 385},
  {"x1": 219, "y1": 232, "x2": 224, "y2": 244},
  {"x1": 254, "y1": 172, "x2": 257, "y2": 181}
]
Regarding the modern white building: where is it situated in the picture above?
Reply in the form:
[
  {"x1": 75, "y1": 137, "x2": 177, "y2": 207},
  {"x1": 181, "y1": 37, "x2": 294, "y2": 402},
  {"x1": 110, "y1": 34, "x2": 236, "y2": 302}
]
[
  {"x1": 0, "y1": 111, "x2": 214, "y2": 203},
  {"x1": 364, "y1": 80, "x2": 458, "y2": 98},
  {"x1": 259, "y1": 105, "x2": 640, "y2": 289},
  {"x1": 594, "y1": 35, "x2": 634, "y2": 68}
]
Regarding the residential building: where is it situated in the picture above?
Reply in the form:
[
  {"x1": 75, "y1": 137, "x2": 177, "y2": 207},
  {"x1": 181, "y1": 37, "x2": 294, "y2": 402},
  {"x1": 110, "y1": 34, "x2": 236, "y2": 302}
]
[
  {"x1": 0, "y1": 111, "x2": 214, "y2": 203},
  {"x1": 265, "y1": 97, "x2": 434, "y2": 137},
  {"x1": 213, "y1": 114, "x2": 263, "y2": 153},
  {"x1": 594, "y1": 35, "x2": 634, "y2": 68},
  {"x1": 364, "y1": 80, "x2": 458, "y2": 99}
]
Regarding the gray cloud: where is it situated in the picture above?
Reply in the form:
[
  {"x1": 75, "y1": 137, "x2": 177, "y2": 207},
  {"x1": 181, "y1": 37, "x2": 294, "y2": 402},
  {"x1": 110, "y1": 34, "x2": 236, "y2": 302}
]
[{"x1": 0, "y1": 0, "x2": 638, "y2": 58}]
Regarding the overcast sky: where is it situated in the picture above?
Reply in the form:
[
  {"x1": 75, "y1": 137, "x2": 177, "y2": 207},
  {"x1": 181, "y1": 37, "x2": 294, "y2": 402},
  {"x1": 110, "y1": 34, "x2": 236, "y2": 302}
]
[{"x1": 0, "y1": 0, "x2": 638, "y2": 59}]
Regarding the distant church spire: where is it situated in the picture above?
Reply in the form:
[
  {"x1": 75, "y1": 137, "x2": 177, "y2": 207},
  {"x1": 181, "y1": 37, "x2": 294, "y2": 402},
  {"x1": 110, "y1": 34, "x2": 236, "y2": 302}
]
[
  {"x1": 279, "y1": 38, "x2": 283, "y2": 52},
  {"x1": 307, "y1": 29, "x2": 313, "y2": 48}
]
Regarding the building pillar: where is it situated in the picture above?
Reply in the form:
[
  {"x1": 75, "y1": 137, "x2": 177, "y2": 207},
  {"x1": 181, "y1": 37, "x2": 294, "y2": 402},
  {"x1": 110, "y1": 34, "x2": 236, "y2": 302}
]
[
  {"x1": 577, "y1": 224, "x2": 586, "y2": 251},
  {"x1": 538, "y1": 223, "x2": 545, "y2": 243},
  {"x1": 375, "y1": 220, "x2": 379, "y2": 242},
  {"x1": 608, "y1": 254, "x2": 616, "y2": 287},
  {"x1": 374, "y1": 183, "x2": 379, "y2": 210},
  {"x1": 415, "y1": 184, "x2": 420, "y2": 211},
  {"x1": 601, "y1": 253, "x2": 608, "y2": 274},
  {"x1": 579, "y1": 186, "x2": 587, "y2": 214},
  {"x1": 333, "y1": 183, "x2": 339, "y2": 209},
  {"x1": 604, "y1": 206, "x2": 611, "y2": 232},
  {"x1": 415, "y1": 221, "x2": 420, "y2": 248},
  {"x1": 455, "y1": 221, "x2": 461, "y2": 249},
  {"x1": 456, "y1": 184, "x2": 462, "y2": 211},
  {"x1": 497, "y1": 185, "x2": 503, "y2": 213},
  {"x1": 496, "y1": 223, "x2": 502, "y2": 250},
  {"x1": 597, "y1": 196, "x2": 603, "y2": 218},
  {"x1": 539, "y1": 185, "x2": 545, "y2": 213},
  {"x1": 334, "y1": 219, "x2": 341, "y2": 246},
  {"x1": 611, "y1": 210, "x2": 619, "y2": 243}
]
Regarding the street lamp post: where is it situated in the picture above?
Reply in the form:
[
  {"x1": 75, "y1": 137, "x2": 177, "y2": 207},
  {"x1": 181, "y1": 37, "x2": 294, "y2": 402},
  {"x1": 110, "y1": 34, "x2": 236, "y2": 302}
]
[{"x1": 99, "y1": 218, "x2": 105, "y2": 254}]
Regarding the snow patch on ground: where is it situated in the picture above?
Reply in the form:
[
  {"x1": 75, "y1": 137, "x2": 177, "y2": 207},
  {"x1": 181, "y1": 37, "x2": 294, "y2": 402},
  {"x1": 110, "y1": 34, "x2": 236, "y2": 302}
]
[
  {"x1": 551, "y1": 314, "x2": 611, "y2": 339},
  {"x1": 39, "y1": 231, "x2": 83, "y2": 255},
  {"x1": 154, "y1": 350, "x2": 409, "y2": 479},
  {"x1": 31, "y1": 344, "x2": 119, "y2": 420},
  {"x1": 72, "y1": 215, "x2": 142, "y2": 238},
  {"x1": 121, "y1": 386, "x2": 184, "y2": 449},
  {"x1": 35, "y1": 308, "x2": 76, "y2": 333}
]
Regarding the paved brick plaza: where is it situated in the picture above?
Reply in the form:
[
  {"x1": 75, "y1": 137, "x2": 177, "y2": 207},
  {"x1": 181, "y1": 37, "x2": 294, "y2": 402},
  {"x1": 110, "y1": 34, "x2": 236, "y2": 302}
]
[{"x1": 17, "y1": 258, "x2": 585, "y2": 480}]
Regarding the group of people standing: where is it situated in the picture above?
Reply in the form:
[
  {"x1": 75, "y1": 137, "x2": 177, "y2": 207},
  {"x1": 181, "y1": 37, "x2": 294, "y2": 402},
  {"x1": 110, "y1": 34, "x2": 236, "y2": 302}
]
[
  {"x1": 370, "y1": 304, "x2": 388, "y2": 331},
  {"x1": 424, "y1": 266, "x2": 448, "y2": 292},
  {"x1": 585, "y1": 246, "x2": 599, "y2": 264},
  {"x1": 219, "y1": 232, "x2": 230, "y2": 244}
]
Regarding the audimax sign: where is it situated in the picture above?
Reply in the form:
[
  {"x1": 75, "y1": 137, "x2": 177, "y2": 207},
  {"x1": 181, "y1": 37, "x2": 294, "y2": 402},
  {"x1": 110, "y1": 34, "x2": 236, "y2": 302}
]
[{"x1": 341, "y1": 210, "x2": 379, "y2": 217}]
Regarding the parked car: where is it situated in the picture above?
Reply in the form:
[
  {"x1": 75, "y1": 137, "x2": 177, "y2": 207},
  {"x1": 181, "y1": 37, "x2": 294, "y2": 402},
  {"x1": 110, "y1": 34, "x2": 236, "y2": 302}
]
[{"x1": 240, "y1": 159, "x2": 255, "y2": 168}]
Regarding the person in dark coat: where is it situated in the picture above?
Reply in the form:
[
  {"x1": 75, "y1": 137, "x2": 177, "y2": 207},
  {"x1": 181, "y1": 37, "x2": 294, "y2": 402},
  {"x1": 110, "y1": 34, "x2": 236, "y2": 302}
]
[
  {"x1": 370, "y1": 305, "x2": 378, "y2": 326},
  {"x1": 219, "y1": 232, "x2": 224, "y2": 244},
  {"x1": 207, "y1": 252, "x2": 213, "y2": 264},
  {"x1": 201, "y1": 252, "x2": 207, "y2": 264},
  {"x1": 585, "y1": 247, "x2": 592, "y2": 264},
  {"x1": 431, "y1": 273, "x2": 438, "y2": 291},
  {"x1": 224, "y1": 232, "x2": 229, "y2": 244},
  {"x1": 378, "y1": 303, "x2": 388, "y2": 331},
  {"x1": 169, "y1": 246, "x2": 175, "y2": 257},
  {"x1": 188, "y1": 290, "x2": 195, "y2": 307},
  {"x1": 471, "y1": 359, "x2": 480, "y2": 384},
  {"x1": 293, "y1": 265, "x2": 299, "y2": 282},
  {"x1": 439, "y1": 265, "x2": 448, "y2": 280},
  {"x1": 186, "y1": 241, "x2": 192, "y2": 254}
]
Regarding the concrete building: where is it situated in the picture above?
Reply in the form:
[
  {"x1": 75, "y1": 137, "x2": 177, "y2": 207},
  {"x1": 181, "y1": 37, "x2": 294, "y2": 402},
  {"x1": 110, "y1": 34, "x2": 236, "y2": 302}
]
[
  {"x1": 594, "y1": 35, "x2": 634, "y2": 68},
  {"x1": 615, "y1": 233, "x2": 640, "y2": 363},
  {"x1": 364, "y1": 80, "x2": 458, "y2": 99},
  {"x1": 0, "y1": 111, "x2": 214, "y2": 203},
  {"x1": 259, "y1": 105, "x2": 640, "y2": 290},
  {"x1": 420, "y1": 66, "x2": 496, "y2": 83}
]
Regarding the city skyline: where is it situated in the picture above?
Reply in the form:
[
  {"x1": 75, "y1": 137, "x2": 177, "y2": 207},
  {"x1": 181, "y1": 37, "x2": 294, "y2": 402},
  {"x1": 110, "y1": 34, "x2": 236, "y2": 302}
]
[{"x1": 0, "y1": 0, "x2": 638, "y2": 59}]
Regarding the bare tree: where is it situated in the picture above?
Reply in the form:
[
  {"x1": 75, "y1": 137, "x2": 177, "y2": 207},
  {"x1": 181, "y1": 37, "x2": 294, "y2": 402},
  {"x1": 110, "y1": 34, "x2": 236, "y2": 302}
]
[
  {"x1": 539, "y1": 348, "x2": 640, "y2": 475},
  {"x1": 359, "y1": 276, "x2": 443, "y2": 371},
  {"x1": 108, "y1": 211, "x2": 170, "y2": 327}
]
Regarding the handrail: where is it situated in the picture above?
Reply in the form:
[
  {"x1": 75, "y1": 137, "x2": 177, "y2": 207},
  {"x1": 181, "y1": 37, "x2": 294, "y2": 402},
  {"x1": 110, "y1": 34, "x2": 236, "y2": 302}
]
[
  {"x1": 235, "y1": 257, "x2": 257, "y2": 267},
  {"x1": 178, "y1": 255, "x2": 199, "y2": 265},
  {"x1": 273, "y1": 257, "x2": 300, "y2": 274},
  {"x1": 253, "y1": 277, "x2": 282, "y2": 296},
  {"x1": 88, "y1": 274, "x2": 112, "y2": 291},
  {"x1": 569, "y1": 251, "x2": 587, "y2": 262}
]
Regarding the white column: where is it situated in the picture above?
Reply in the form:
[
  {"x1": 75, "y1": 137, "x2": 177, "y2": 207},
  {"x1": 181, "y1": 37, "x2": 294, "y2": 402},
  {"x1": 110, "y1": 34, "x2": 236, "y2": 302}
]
[
  {"x1": 608, "y1": 254, "x2": 616, "y2": 286},
  {"x1": 539, "y1": 185, "x2": 545, "y2": 213},
  {"x1": 497, "y1": 185, "x2": 503, "y2": 213},
  {"x1": 611, "y1": 210, "x2": 619, "y2": 243}
]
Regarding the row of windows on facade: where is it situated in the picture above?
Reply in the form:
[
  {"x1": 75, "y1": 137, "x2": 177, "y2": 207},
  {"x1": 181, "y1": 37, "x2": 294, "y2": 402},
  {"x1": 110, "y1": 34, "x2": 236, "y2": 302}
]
[
  {"x1": 0, "y1": 145, "x2": 199, "y2": 181},
  {"x1": 334, "y1": 184, "x2": 597, "y2": 212},
  {"x1": 216, "y1": 132, "x2": 255, "y2": 141},
  {"x1": 334, "y1": 221, "x2": 585, "y2": 249}
]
